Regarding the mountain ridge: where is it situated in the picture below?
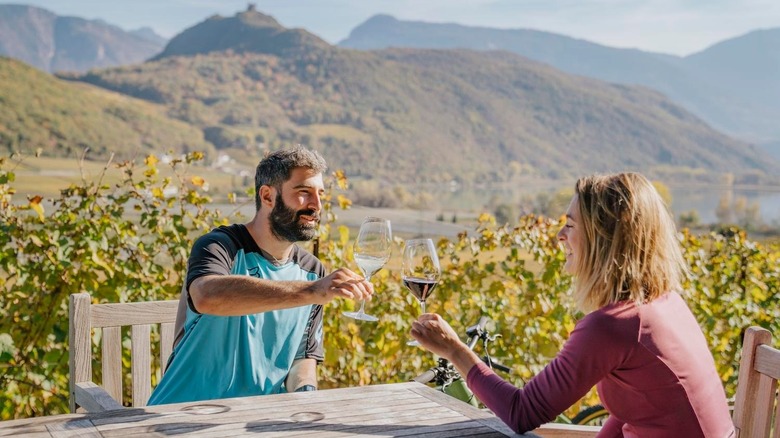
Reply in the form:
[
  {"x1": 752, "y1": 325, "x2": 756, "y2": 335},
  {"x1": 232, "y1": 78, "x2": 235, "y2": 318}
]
[
  {"x1": 1, "y1": 7, "x2": 776, "y2": 187},
  {"x1": 0, "y1": 4, "x2": 166, "y2": 73},
  {"x1": 152, "y1": 6, "x2": 330, "y2": 60},
  {"x1": 339, "y1": 15, "x2": 780, "y2": 152}
]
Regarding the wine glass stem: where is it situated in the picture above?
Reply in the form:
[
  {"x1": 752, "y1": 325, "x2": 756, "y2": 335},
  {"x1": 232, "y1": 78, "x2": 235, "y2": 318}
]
[
  {"x1": 420, "y1": 300, "x2": 426, "y2": 314},
  {"x1": 356, "y1": 274, "x2": 372, "y2": 315}
]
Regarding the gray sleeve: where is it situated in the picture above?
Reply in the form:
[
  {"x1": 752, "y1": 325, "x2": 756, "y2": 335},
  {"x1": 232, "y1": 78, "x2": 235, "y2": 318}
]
[
  {"x1": 294, "y1": 304, "x2": 324, "y2": 362},
  {"x1": 294, "y1": 260, "x2": 326, "y2": 362},
  {"x1": 185, "y1": 230, "x2": 237, "y2": 313}
]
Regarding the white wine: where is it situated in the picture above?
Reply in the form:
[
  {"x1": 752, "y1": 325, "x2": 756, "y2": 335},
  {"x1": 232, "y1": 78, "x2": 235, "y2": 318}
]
[{"x1": 355, "y1": 254, "x2": 388, "y2": 279}]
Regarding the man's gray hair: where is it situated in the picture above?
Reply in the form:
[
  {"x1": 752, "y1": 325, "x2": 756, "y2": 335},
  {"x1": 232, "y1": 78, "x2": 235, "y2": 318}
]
[{"x1": 254, "y1": 146, "x2": 327, "y2": 209}]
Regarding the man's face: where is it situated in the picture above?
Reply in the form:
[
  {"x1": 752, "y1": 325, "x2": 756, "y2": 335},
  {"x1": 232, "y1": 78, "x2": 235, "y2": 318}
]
[{"x1": 268, "y1": 168, "x2": 324, "y2": 242}]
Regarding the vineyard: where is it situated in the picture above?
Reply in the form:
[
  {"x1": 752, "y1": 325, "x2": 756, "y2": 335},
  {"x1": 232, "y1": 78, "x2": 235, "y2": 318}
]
[{"x1": 1, "y1": 153, "x2": 778, "y2": 420}]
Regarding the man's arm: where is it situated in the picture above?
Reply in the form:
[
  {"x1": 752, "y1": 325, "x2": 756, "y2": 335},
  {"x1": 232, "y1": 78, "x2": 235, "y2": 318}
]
[
  {"x1": 286, "y1": 358, "x2": 317, "y2": 391},
  {"x1": 189, "y1": 267, "x2": 373, "y2": 316}
]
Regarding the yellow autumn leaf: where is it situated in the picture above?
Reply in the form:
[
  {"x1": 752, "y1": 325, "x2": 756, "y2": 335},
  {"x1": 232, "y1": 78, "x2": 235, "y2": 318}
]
[
  {"x1": 333, "y1": 169, "x2": 348, "y2": 189},
  {"x1": 338, "y1": 225, "x2": 350, "y2": 246},
  {"x1": 337, "y1": 194, "x2": 352, "y2": 209},
  {"x1": 191, "y1": 176, "x2": 206, "y2": 187},
  {"x1": 145, "y1": 154, "x2": 158, "y2": 167},
  {"x1": 151, "y1": 188, "x2": 164, "y2": 199},
  {"x1": 29, "y1": 195, "x2": 44, "y2": 222}
]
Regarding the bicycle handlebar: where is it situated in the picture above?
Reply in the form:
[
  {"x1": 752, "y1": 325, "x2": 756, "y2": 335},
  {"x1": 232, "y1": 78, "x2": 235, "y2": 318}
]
[
  {"x1": 465, "y1": 316, "x2": 489, "y2": 350},
  {"x1": 412, "y1": 369, "x2": 437, "y2": 384}
]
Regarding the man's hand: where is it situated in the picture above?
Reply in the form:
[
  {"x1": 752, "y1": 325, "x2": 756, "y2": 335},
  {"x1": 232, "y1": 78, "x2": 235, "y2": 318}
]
[{"x1": 308, "y1": 267, "x2": 374, "y2": 304}]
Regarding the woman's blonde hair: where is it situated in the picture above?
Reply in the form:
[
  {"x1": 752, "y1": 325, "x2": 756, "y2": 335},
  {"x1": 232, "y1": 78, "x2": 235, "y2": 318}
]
[{"x1": 572, "y1": 172, "x2": 686, "y2": 312}]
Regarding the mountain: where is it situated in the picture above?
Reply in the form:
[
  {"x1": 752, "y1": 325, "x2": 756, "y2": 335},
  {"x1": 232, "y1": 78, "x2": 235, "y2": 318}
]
[
  {"x1": 339, "y1": 15, "x2": 780, "y2": 153},
  {"x1": 130, "y1": 27, "x2": 168, "y2": 46},
  {"x1": 61, "y1": 9, "x2": 776, "y2": 185},
  {"x1": 0, "y1": 4, "x2": 166, "y2": 73},
  {"x1": 152, "y1": 5, "x2": 329, "y2": 60},
  {"x1": 685, "y1": 28, "x2": 780, "y2": 114},
  {"x1": 0, "y1": 56, "x2": 212, "y2": 159}
]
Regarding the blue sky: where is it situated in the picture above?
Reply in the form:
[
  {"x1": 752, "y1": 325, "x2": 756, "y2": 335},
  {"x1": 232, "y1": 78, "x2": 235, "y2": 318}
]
[{"x1": 4, "y1": 0, "x2": 780, "y2": 56}]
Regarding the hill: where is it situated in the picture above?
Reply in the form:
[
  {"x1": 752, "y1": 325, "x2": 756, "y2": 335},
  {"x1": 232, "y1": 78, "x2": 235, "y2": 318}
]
[
  {"x1": 152, "y1": 5, "x2": 329, "y2": 60},
  {"x1": 339, "y1": 15, "x2": 780, "y2": 154},
  {"x1": 66, "y1": 10, "x2": 777, "y2": 185},
  {"x1": 685, "y1": 28, "x2": 780, "y2": 115},
  {"x1": 0, "y1": 4, "x2": 166, "y2": 73},
  {"x1": 0, "y1": 56, "x2": 212, "y2": 159}
]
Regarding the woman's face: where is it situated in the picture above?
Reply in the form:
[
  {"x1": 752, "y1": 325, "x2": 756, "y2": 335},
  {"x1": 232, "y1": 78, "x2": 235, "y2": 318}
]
[{"x1": 557, "y1": 195, "x2": 581, "y2": 275}]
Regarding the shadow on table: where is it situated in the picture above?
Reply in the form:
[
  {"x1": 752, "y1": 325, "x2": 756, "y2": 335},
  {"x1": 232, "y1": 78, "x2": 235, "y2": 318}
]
[{"x1": 243, "y1": 412, "x2": 509, "y2": 436}]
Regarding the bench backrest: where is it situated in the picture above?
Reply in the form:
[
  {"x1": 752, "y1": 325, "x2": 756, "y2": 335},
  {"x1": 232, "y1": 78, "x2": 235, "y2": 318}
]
[
  {"x1": 68, "y1": 292, "x2": 178, "y2": 412},
  {"x1": 732, "y1": 326, "x2": 780, "y2": 438}
]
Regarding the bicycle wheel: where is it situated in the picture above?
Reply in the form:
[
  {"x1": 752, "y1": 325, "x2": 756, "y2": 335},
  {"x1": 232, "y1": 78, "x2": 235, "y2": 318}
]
[{"x1": 571, "y1": 404, "x2": 609, "y2": 426}]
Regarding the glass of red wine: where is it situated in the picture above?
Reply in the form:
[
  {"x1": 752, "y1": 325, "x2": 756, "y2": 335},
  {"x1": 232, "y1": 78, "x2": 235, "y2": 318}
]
[{"x1": 402, "y1": 238, "x2": 440, "y2": 346}]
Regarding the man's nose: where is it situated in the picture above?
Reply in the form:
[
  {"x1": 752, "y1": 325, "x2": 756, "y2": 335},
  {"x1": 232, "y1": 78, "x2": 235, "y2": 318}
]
[{"x1": 310, "y1": 193, "x2": 322, "y2": 212}]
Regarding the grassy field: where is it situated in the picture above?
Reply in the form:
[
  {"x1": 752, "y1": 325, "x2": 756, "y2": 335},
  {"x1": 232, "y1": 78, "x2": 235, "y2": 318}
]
[{"x1": 8, "y1": 154, "x2": 252, "y2": 199}]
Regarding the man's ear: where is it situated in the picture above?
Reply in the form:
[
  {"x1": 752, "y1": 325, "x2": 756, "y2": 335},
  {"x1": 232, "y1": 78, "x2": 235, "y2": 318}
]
[{"x1": 258, "y1": 185, "x2": 276, "y2": 209}]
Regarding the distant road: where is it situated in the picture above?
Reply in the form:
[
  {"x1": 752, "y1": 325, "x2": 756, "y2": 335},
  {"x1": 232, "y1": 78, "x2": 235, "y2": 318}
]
[{"x1": 334, "y1": 206, "x2": 473, "y2": 239}]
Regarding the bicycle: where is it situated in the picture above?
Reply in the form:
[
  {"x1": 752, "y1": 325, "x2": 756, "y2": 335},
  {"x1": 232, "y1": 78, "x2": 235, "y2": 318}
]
[
  {"x1": 411, "y1": 315, "x2": 610, "y2": 425},
  {"x1": 411, "y1": 316, "x2": 509, "y2": 407},
  {"x1": 570, "y1": 404, "x2": 609, "y2": 426}
]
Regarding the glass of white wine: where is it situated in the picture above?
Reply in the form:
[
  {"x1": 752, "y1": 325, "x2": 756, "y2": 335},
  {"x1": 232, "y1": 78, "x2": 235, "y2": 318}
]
[{"x1": 342, "y1": 217, "x2": 392, "y2": 322}]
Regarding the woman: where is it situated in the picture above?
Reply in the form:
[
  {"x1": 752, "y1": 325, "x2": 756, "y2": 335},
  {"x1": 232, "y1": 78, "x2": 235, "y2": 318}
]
[{"x1": 411, "y1": 173, "x2": 734, "y2": 437}]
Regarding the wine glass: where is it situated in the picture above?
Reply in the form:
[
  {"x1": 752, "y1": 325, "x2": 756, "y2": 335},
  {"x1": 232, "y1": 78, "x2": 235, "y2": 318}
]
[
  {"x1": 402, "y1": 238, "x2": 440, "y2": 346},
  {"x1": 343, "y1": 217, "x2": 392, "y2": 322}
]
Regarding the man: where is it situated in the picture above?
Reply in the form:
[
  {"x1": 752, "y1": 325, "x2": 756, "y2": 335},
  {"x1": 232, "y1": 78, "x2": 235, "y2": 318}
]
[{"x1": 148, "y1": 147, "x2": 373, "y2": 405}]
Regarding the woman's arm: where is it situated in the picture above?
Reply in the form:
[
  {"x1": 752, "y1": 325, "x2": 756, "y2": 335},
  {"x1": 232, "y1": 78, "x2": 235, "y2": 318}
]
[{"x1": 413, "y1": 311, "x2": 627, "y2": 434}]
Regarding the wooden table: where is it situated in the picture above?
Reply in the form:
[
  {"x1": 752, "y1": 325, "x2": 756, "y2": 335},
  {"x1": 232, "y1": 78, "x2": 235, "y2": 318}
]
[
  {"x1": 1, "y1": 382, "x2": 600, "y2": 437},
  {"x1": 0, "y1": 382, "x2": 524, "y2": 437}
]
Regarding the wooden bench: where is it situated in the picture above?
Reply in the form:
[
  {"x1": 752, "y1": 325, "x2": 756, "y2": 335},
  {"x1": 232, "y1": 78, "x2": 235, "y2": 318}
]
[
  {"x1": 732, "y1": 326, "x2": 780, "y2": 438},
  {"x1": 68, "y1": 292, "x2": 178, "y2": 412}
]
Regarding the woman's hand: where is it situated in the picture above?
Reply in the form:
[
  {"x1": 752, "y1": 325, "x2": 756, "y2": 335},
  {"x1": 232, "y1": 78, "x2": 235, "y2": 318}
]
[
  {"x1": 410, "y1": 313, "x2": 465, "y2": 360},
  {"x1": 412, "y1": 313, "x2": 484, "y2": 380}
]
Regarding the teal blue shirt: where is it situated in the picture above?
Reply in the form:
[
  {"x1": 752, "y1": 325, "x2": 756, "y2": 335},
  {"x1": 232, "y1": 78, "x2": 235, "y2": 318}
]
[{"x1": 148, "y1": 224, "x2": 324, "y2": 405}]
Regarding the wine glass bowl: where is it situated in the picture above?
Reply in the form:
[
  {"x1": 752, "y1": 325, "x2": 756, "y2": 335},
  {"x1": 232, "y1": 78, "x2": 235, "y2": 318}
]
[
  {"x1": 402, "y1": 238, "x2": 440, "y2": 345},
  {"x1": 343, "y1": 217, "x2": 392, "y2": 322}
]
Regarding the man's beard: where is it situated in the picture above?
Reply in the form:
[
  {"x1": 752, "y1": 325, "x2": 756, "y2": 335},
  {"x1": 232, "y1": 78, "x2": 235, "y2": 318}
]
[{"x1": 269, "y1": 192, "x2": 320, "y2": 242}]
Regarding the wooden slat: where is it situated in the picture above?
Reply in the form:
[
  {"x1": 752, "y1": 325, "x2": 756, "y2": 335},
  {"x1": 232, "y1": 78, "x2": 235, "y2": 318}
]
[
  {"x1": 90, "y1": 300, "x2": 178, "y2": 328},
  {"x1": 732, "y1": 326, "x2": 775, "y2": 438},
  {"x1": 68, "y1": 293, "x2": 92, "y2": 413},
  {"x1": 160, "y1": 322, "x2": 174, "y2": 372},
  {"x1": 755, "y1": 344, "x2": 780, "y2": 380},
  {"x1": 47, "y1": 417, "x2": 102, "y2": 437},
  {"x1": 131, "y1": 324, "x2": 151, "y2": 407},
  {"x1": 101, "y1": 326, "x2": 122, "y2": 405},
  {"x1": 774, "y1": 401, "x2": 780, "y2": 438}
]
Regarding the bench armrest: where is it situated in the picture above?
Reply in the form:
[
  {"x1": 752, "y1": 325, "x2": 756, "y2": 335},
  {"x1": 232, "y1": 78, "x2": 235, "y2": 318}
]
[
  {"x1": 532, "y1": 423, "x2": 601, "y2": 437},
  {"x1": 74, "y1": 381, "x2": 124, "y2": 412}
]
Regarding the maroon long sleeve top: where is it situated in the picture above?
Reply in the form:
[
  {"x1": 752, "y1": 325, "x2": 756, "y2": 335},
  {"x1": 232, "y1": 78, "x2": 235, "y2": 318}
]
[{"x1": 466, "y1": 292, "x2": 734, "y2": 437}]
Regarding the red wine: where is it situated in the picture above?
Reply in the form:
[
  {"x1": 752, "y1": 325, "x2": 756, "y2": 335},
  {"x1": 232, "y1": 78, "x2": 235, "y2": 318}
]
[{"x1": 403, "y1": 277, "x2": 438, "y2": 302}]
